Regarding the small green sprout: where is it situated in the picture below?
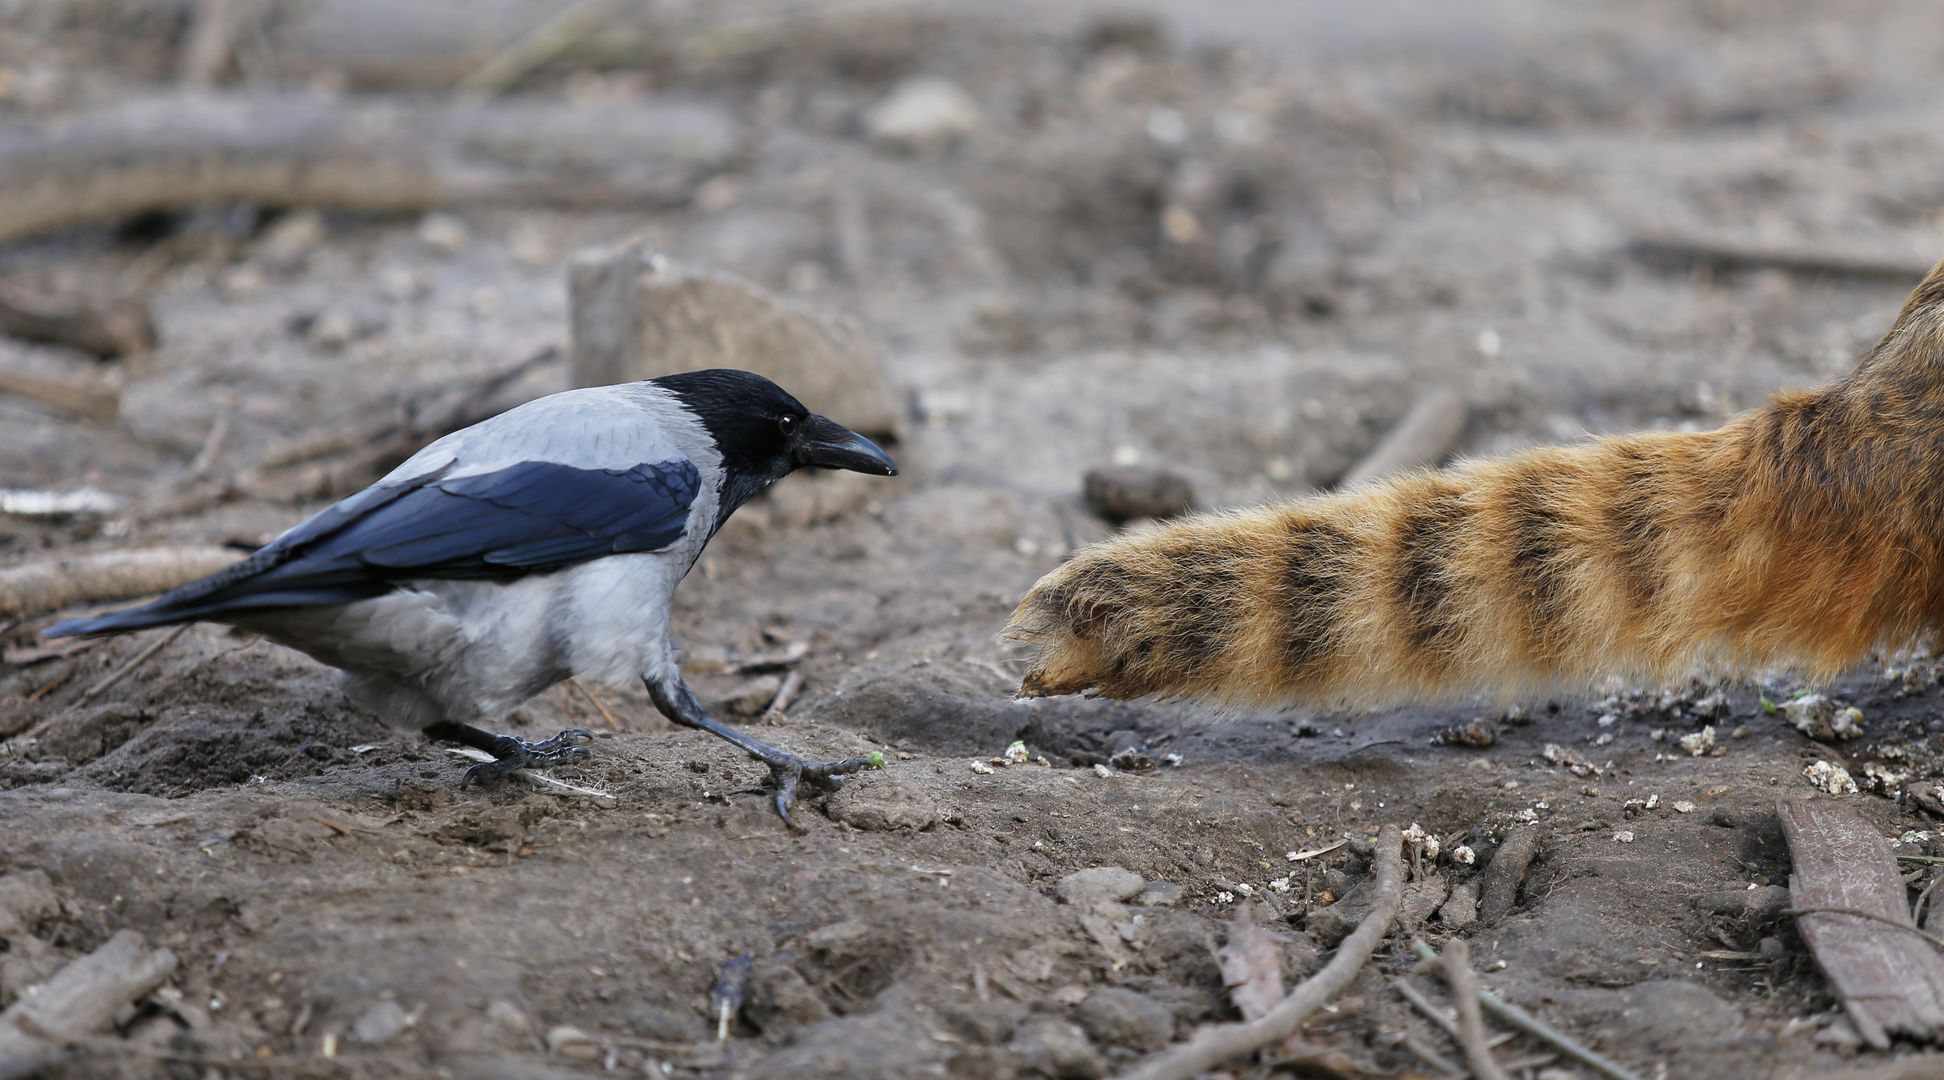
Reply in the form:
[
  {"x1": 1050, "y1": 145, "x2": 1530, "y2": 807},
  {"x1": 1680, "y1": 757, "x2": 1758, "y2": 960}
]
[{"x1": 864, "y1": 750, "x2": 887, "y2": 769}]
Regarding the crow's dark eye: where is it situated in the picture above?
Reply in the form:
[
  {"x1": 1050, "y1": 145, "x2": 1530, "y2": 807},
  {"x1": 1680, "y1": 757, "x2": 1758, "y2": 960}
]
[{"x1": 778, "y1": 415, "x2": 798, "y2": 435}]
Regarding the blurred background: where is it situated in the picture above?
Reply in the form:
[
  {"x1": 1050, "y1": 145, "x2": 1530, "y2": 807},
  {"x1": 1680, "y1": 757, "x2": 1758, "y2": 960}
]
[{"x1": 3, "y1": 2, "x2": 1944, "y2": 1076}]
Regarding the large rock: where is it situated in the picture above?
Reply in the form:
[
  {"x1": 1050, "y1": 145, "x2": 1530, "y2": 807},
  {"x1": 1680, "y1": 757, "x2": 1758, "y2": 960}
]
[{"x1": 568, "y1": 244, "x2": 903, "y2": 440}]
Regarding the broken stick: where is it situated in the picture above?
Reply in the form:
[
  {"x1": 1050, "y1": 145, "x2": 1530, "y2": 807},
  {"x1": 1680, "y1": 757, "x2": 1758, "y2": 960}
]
[
  {"x1": 1429, "y1": 939, "x2": 1511, "y2": 1080},
  {"x1": 1337, "y1": 389, "x2": 1468, "y2": 490},
  {"x1": 0, "y1": 546, "x2": 238, "y2": 619},
  {"x1": 1629, "y1": 231, "x2": 1936, "y2": 283},
  {"x1": 0, "y1": 363, "x2": 118, "y2": 422},
  {"x1": 1477, "y1": 825, "x2": 1542, "y2": 926},
  {"x1": 0, "y1": 93, "x2": 740, "y2": 246},
  {"x1": 0, "y1": 281, "x2": 156, "y2": 359},
  {"x1": 1779, "y1": 797, "x2": 1944, "y2": 1048},
  {"x1": 0, "y1": 929, "x2": 177, "y2": 1076},
  {"x1": 1117, "y1": 824, "x2": 1404, "y2": 1080}
]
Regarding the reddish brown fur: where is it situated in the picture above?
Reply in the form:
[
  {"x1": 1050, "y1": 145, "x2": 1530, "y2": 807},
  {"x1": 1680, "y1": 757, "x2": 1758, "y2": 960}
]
[{"x1": 1007, "y1": 260, "x2": 1944, "y2": 706}]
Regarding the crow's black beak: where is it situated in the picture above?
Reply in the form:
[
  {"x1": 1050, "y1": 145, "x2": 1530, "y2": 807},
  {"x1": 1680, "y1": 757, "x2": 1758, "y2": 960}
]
[{"x1": 791, "y1": 415, "x2": 899, "y2": 476}]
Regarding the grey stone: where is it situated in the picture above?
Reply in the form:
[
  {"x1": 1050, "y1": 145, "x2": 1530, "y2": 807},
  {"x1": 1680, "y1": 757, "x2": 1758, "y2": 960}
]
[
  {"x1": 1132, "y1": 881, "x2": 1183, "y2": 908},
  {"x1": 1074, "y1": 987, "x2": 1173, "y2": 1052},
  {"x1": 866, "y1": 77, "x2": 981, "y2": 151},
  {"x1": 1055, "y1": 867, "x2": 1145, "y2": 908},
  {"x1": 1437, "y1": 881, "x2": 1479, "y2": 930},
  {"x1": 823, "y1": 771, "x2": 940, "y2": 832},
  {"x1": 1082, "y1": 465, "x2": 1196, "y2": 525},
  {"x1": 569, "y1": 245, "x2": 903, "y2": 441},
  {"x1": 351, "y1": 1000, "x2": 413, "y2": 1044},
  {"x1": 1009, "y1": 1018, "x2": 1104, "y2": 1079}
]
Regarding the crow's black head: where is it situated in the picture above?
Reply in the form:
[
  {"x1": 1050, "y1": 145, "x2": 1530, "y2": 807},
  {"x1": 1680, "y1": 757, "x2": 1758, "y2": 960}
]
[{"x1": 655, "y1": 369, "x2": 898, "y2": 524}]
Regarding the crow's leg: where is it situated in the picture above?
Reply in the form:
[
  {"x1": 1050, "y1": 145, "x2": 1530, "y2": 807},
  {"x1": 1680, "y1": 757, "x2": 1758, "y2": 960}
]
[
  {"x1": 424, "y1": 721, "x2": 594, "y2": 787},
  {"x1": 645, "y1": 674, "x2": 876, "y2": 828}
]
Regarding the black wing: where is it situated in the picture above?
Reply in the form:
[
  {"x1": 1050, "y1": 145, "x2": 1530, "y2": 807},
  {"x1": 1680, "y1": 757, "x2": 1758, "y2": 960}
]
[{"x1": 46, "y1": 458, "x2": 701, "y2": 635}]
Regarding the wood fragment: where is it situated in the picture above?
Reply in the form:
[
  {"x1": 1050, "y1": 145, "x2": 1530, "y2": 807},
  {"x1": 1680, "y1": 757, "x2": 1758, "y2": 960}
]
[
  {"x1": 1398, "y1": 1031, "x2": 1464, "y2": 1078},
  {"x1": 0, "y1": 546, "x2": 238, "y2": 619},
  {"x1": 180, "y1": 0, "x2": 246, "y2": 86},
  {"x1": 0, "y1": 929, "x2": 178, "y2": 1074},
  {"x1": 1338, "y1": 389, "x2": 1468, "y2": 490},
  {"x1": 0, "y1": 94, "x2": 740, "y2": 247},
  {"x1": 0, "y1": 280, "x2": 156, "y2": 359},
  {"x1": 1630, "y1": 231, "x2": 1936, "y2": 282},
  {"x1": 762, "y1": 669, "x2": 804, "y2": 719},
  {"x1": 566, "y1": 678, "x2": 623, "y2": 733},
  {"x1": 1116, "y1": 824, "x2": 1404, "y2": 1080},
  {"x1": 1429, "y1": 939, "x2": 1511, "y2": 1080},
  {"x1": 1396, "y1": 977, "x2": 1462, "y2": 1040},
  {"x1": 1779, "y1": 798, "x2": 1944, "y2": 1049},
  {"x1": 457, "y1": 0, "x2": 621, "y2": 98},
  {"x1": 76, "y1": 625, "x2": 190, "y2": 705},
  {"x1": 0, "y1": 363, "x2": 119, "y2": 422},
  {"x1": 1477, "y1": 825, "x2": 1542, "y2": 926},
  {"x1": 186, "y1": 392, "x2": 236, "y2": 479}
]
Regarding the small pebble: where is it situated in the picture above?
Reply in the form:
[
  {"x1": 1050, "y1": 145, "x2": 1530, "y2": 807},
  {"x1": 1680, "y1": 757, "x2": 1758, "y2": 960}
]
[
  {"x1": 350, "y1": 1001, "x2": 412, "y2": 1044},
  {"x1": 1081, "y1": 465, "x2": 1196, "y2": 525},
  {"x1": 1055, "y1": 866, "x2": 1145, "y2": 907}
]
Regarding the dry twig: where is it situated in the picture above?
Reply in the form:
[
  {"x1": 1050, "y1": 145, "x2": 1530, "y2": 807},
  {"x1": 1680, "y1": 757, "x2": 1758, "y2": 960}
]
[
  {"x1": 566, "y1": 677, "x2": 623, "y2": 733},
  {"x1": 0, "y1": 929, "x2": 178, "y2": 1076},
  {"x1": 762, "y1": 669, "x2": 804, "y2": 718},
  {"x1": 458, "y1": 0, "x2": 620, "y2": 97},
  {"x1": 1338, "y1": 389, "x2": 1468, "y2": 489},
  {"x1": 0, "y1": 546, "x2": 238, "y2": 619},
  {"x1": 1408, "y1": 941, "x2": 1642, "y2": 1080},
  {"x1": 0, "y1": 94, "x2": 739, "y2": 246},
  {"x1": 1429, "y1": 939, "x2": 1511, "y2": 1080},
  {"x1": 1477, "y1": 825, "x2": 1542, "y2": 926},
  {"x1": 76, "y1": 625, "x2": 189, "y2": 705},
  {"x1": 1629, "y1": 231, "x2": 1935, "y2": 282},
  {"x1": 0, "y1": 280, "x2": 155, "y2": 359},
  {"x1": 1116, "y1": 824, "x2": 1405, "y2": 1080},
  {"x1": 0, "y1": 363, "x2": 118, "y2": 422}
]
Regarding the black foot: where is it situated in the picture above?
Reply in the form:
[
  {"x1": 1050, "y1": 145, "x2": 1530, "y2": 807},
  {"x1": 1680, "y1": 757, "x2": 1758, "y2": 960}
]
[
  {"x1": 752, "y1": 750, "x2": 881, "y2": 830},
  {"x1": 459, "y1": 728, "x2": 596, "y2": 787},
  {"x1": 644, "y1": 676, "x2": 884, "y2": 829}
]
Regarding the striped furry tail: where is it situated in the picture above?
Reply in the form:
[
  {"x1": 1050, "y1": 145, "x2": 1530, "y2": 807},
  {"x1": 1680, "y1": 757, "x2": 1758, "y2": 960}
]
[{"x1": 1008, "y1": 262, "x2": 1944, "y2": 707}]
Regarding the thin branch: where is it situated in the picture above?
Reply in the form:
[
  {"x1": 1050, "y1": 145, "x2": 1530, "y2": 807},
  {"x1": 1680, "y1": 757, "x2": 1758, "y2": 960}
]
[
  {"x1": 457, "y1": 0, "x2": 620, "y2": 97},
  {"x1": 1409, "y1": 941, "x2": 1643, "y2": 1080},
  {"x1": 566, "y1": 677, "x2": 622, "y2": 733},
  {"x1": 1435, "y1": 939, "x2": 1511, "y2": 1080},
  {"x1": 77, "y1": 625, "x2": 189, "y2": 705},
  {"x1": 1395, "y1": 977, "x2": 1461, "y2": 1039},
  {"x1": 1115, "y1": 825, "x2": 1405, "y2": 1080}
]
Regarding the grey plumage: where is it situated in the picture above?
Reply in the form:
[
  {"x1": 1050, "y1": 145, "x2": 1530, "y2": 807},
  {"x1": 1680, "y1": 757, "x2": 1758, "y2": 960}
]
[{"x1": 46, "y1": 370, "x2": 898, "y2": 821}]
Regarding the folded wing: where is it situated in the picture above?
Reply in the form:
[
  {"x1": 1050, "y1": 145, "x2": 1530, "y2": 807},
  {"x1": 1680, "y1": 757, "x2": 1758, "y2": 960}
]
[{"x1": 47, "y1": 458, "x2": 700, "y2": 635}]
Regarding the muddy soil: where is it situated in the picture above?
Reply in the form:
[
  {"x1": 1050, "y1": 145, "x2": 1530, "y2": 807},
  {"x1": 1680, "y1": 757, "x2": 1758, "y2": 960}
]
[{"x1": 7, "y1": 1, "x2": 1944, "y2": 1077}]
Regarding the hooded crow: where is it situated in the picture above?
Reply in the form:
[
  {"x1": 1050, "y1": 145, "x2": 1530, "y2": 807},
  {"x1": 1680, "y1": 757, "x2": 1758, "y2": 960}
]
[{"x1": 45, "y1": 369, "x2": 898, "y2": 824}]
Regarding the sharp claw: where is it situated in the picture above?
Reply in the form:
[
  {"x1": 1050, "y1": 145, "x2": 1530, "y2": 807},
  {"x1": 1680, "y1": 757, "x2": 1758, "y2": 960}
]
[
  {"x1": 771, "y1": 762, "x2": 804, "y2": 830},
  {"x1": 454, "y1": 728, "x2": 598, "y2": 789}
]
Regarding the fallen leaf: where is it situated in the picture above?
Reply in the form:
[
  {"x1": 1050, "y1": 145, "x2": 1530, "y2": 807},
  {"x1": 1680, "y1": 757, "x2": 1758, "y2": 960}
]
[{"x1": 1217, "y1": 904, "x2": 1285, "y2": 1022}]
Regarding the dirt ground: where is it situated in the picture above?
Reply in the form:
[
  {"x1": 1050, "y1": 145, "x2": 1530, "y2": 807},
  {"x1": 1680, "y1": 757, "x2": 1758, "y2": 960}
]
[{"x1": 7, "y1": 1, "x2": 1944, "y2": 1077}]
